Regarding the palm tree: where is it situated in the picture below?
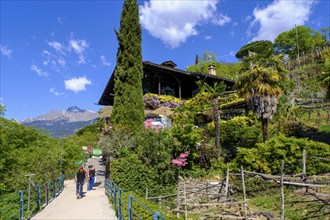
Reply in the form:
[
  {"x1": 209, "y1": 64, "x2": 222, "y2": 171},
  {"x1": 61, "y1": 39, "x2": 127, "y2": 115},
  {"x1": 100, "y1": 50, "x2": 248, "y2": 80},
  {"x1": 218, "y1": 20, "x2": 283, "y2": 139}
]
[
  {"x1": 235, "y1": 53, "x2": 287, "y2": 142},
  {"x1": 196, "y1": 80, "x2": 226, "y2": 159}
]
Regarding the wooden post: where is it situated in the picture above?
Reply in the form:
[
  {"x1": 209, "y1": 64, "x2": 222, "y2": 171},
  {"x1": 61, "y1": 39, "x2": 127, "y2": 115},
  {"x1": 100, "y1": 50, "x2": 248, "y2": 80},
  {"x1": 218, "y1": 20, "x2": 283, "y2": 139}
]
[
  {"x1": 206, "y1": 182, "x2": 209, "y2": 202},
  {"x1": 184, "y1": 182, "x2": 187, "y2": 220},
  {"x1": 224, "y1": 164, "x2": 229, "y2": 200},
  {"x1": 303, "y1": 149, "x2": 308, "y2": 192},
  {"x1": 280, "y1": 160, "x2": 285, "y2": 220},
  {"x1": 177, "y1": 183, "x2": 181, "y2": 218},
  {"x1": 303, "y1": 149, "x2": 306, "y2": 176},
  {"x1": 145, "y1": 188, "x2": 148, "y2": 200},
  {"x1": 314, "y1": 175, "x2": 317, "y2": 192},
  {"x1": 218, "y1": 180, "x2": 224, "y2": 202},
  {"x1": 241, "y1": 166, "x2": 247, "y2": 218},
  {"x1": 158, "y1": 197, "x2": 161, "y2": 206},
  {"x1": 317, "y1": 111, "x2": 321, "y2": 128}
]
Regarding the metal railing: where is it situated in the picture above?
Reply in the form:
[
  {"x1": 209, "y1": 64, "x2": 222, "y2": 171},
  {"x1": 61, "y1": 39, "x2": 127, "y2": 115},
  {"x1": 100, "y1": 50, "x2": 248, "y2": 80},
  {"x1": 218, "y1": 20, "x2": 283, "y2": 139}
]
[
  {"x1": 0, "y1": 175, "x2": 65, "y2": 220},
  {"x1": 105, "y1": 179, "x2": 166, "y2": 220}
]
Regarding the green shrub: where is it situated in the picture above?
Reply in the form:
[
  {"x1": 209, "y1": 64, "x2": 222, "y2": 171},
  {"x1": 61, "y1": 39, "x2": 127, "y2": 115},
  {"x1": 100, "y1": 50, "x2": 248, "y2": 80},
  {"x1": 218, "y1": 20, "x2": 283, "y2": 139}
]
[
  {"x1": 204, "y1": 116, "x2": 262, "y2": 161},
  {"x1": 320, "y1": 124, "x2": 330, "y2": 133},
  {"x1": 110, "y1": 153, "x2": 175, "y2": 197},
  {"x1": 232, "y1": 134, "x2": 330, "y2": 175}
]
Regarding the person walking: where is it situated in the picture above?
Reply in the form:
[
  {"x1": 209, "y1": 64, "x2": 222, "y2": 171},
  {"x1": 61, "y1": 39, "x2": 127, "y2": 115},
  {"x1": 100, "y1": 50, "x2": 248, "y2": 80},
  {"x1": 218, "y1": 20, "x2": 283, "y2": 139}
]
[
  {"x1": 88, "y1": 165, "x2": 96, "y2": 190},
  {"x1": 86, "y1": 165, "x2": 91, "y2": 190},
  {"x1": 75, "y1": 166, "x2": 86, "y2": 199}
]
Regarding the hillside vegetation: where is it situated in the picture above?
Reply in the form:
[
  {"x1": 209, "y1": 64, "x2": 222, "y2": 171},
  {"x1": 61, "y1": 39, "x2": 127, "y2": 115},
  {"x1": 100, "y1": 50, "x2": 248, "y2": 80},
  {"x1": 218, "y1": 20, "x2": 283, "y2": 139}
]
[
  {"x1": 0, "y1": 118, "x2": 101, "y2": 195},
  {"x1": 1, "y1": 25, "x2": 329, "y2": 219}
]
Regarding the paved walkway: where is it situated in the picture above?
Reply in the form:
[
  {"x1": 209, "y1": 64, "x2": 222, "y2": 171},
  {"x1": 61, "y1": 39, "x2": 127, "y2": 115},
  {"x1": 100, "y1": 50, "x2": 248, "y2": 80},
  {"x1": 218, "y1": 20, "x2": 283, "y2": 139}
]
[{"x1": 32, "y1": 158, "x2": 117, "y2": 220}]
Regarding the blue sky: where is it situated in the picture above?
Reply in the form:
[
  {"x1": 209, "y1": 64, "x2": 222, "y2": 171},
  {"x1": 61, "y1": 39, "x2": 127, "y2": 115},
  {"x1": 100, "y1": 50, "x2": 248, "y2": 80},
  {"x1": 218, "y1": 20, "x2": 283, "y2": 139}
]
[{"x1": 1, "y1": 0, "x2": 329, "y2": 121}]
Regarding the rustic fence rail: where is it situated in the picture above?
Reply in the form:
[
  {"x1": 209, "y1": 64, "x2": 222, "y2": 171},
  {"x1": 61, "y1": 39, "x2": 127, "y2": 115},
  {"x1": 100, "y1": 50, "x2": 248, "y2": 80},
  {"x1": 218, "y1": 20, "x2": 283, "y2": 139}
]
[{"x1": 147, "y1": 149, "x2": 330, "y2": 219}]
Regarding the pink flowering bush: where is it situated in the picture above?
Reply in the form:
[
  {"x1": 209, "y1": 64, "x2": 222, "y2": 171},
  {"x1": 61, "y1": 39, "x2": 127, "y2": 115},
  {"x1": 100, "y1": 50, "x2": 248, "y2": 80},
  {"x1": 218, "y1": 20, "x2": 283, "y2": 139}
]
[
  {"x1": 171, "y1": 151, "x2": 189, "y2": 168},
  {"x1": 144, "y1": 118, "x2": 154, "y2": 129}
]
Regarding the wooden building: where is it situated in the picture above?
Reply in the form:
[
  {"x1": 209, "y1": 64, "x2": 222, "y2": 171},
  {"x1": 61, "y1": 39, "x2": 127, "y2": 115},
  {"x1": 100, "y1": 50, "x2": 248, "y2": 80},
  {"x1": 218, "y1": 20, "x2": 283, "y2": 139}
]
[{"x1": 98, "y1": 60, "x2": 236, "y2": 106}]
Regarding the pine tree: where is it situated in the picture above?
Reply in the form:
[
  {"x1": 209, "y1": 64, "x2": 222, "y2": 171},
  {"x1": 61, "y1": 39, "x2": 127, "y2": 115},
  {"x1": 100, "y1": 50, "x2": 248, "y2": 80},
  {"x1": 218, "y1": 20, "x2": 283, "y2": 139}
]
[{"x1": 111, "y1": 0, "x2": 145, "y2": 132}]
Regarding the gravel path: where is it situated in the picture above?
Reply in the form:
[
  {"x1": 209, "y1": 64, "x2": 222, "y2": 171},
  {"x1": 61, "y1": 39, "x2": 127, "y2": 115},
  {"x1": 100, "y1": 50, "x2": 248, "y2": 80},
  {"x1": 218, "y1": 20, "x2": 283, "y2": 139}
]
[{"x1": 32, "y1": 158, "x2": 117, "y2": 220}]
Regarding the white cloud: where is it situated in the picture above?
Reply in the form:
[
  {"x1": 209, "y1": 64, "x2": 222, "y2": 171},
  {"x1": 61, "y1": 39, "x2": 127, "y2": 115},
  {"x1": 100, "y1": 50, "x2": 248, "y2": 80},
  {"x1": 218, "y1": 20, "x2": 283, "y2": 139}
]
[
  {"x1": 57, "y1": 57, "x2": 66, "y2": 67},
  {"x1": 205, "y1": 35, "x2": 212, "y2": 40},
  {"x1": 48, "y1": 41, "x2": 66, "y2": 54},
  {"x1": 244, "y1": 15, "x2": 252, "y2": 23},
  {"x1": 43, "y1": 35, "x2": 90, "y2": 71},
  {"x1": 100, "y1": 55, "x2": 111, "y2": 66},
  {"x1": 64, "y1": 76, "x2": 91, "y2": 93},
  {"x1": 212, "y1": 14, "x2": 231, "y2": 26},
  {"x1": 57, "y1": 17, "x2": 65, "y2": 24},
  {"x1": 248, "y1": 0, "x2": 315, "y2": 42},
  {"x1": 69, "y1": 38, "x2": 89, "y2": 64},
  {"x1": 42, "y1": 50, "x2": 51, "y2": 56},
  {"x1": 50, "y1": 88, "x2": 64, "y2": 96},
  {"x1": 41, "y1": 50, "x2": 66, "y2": 71},
  {"x1": 140, "y1": 0, "x2": 222, "y2": 48},
  {"x1": 0, "y1": 45, "x2": 13, "y2": 58},
  {"x1": 31, "y1": 64, "x2": 48, "y2": 77}
]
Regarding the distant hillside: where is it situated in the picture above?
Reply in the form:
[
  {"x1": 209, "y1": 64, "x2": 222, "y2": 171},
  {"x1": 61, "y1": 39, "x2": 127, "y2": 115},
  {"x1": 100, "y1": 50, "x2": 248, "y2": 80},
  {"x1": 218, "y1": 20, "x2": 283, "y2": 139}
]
[{"x1": 22, "y1": 106, "x2": 99, "y2": 138}]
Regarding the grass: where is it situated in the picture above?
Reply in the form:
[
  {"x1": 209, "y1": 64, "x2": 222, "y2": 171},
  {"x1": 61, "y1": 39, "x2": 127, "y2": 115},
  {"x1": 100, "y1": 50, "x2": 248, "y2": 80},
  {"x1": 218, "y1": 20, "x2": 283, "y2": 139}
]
[
  {"x1": 320, "y1": 124, "x2": 330, "y2": 133},
  {"x1": 248, "y1": 186, "x2": 330, "y2": 220},
  {"x1": 299, "y1": 110, "x2": 329, "y2": 129}
]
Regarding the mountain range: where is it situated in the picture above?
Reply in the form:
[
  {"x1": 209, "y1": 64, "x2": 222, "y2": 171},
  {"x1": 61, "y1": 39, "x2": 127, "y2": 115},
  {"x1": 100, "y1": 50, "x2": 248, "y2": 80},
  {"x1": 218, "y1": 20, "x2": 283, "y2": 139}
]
[{"x1": 22, "y1": 106, "x2": 99, "y2": 138}]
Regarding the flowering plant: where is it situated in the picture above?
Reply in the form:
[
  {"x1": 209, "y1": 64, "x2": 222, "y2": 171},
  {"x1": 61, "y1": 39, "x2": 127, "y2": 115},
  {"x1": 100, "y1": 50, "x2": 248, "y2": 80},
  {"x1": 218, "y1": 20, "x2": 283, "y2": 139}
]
[
  {"x1": 144, "y1": 118, "x2": 161, "y2": 130},
  {"x1": 171, "y1": 151, "x2": 189, "y2": 168},
  {"x1": 144, "y1": 93, "x2": 182, "y2": 108}
]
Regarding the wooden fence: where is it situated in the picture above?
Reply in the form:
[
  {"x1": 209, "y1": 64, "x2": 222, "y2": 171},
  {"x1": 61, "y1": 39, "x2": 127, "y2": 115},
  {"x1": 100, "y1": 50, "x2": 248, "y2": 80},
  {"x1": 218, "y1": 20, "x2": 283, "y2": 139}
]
[{"x1": 147, "y1": 150, "x2": 329, "y2": 219}]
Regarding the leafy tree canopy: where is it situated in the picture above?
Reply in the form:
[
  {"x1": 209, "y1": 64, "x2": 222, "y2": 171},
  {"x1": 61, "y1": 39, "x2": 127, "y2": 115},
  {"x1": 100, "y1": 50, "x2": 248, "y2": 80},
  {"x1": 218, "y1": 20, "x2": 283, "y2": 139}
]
[
  {"x1": 274, "y1": 25, "x2": 327, "y2": 59},
  {"x1": 0, "y1": 118, "x2": 82, "y2": 194},
  {"x1": 186, "y1": 51, "x2": 241, "y2": 80},
  {"x1": 235, "y1": 40, "x2": 274, "y2": 59},
  {"x1": 0, "y1": 104, "x2": 5, "y2": 116}
]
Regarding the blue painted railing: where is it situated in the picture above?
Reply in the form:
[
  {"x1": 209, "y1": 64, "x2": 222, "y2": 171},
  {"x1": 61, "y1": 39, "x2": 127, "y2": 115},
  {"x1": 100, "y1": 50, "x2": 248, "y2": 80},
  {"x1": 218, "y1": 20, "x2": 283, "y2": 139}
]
[
  {"x1": 0, "y1": 175, "x2": 65, "y2": 220},
  {"x1": 105, "y1": 179, "x2": 166, "y2": 220}
]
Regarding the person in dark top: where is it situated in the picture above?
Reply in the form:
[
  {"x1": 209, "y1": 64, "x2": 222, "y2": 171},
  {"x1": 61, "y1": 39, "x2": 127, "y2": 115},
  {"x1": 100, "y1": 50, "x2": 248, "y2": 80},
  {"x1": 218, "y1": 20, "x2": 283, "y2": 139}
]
[
  {"x1": 75, "y1": 166, "x2": 86, "y2": 199},
  {"x1": 88, "y1": 165, "x2": 96, "y2": 190}
]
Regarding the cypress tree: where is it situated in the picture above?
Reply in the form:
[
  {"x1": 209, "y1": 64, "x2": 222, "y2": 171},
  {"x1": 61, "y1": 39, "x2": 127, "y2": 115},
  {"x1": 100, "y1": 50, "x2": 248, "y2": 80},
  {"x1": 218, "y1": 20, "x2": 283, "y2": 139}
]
[{"x1": 111, "y1": 0, "x2": 144, "y2": 132}]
